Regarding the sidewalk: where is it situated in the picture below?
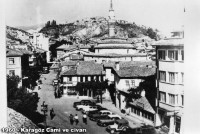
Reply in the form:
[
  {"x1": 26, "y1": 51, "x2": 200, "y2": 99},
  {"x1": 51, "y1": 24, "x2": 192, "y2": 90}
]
[{"x1": 98, "y1": 100, "x2": 146, "y2": 128}]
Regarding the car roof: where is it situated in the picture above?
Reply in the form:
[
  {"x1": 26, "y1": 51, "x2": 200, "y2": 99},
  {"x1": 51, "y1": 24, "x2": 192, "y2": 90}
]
[
  {"x1": 116, "y1": 119, "x2": 128, "y2": 124},
  {"x1": 108, "y1": 114, "x2": 120, "y2": 117},
  {"x1": 100, "y1": 110, "x2": 111, "y2": 112}
]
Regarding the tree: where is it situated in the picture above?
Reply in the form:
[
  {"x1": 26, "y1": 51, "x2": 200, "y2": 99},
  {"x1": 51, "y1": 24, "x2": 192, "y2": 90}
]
[
  {"x1": 7, "y1": 75, "x2": 43, "y2": 124},
  {"x1": 147, "y1": 28, "x2": 157, "y2": 40},
  {"x1": 127, "y1": 75, "x2": 157, "y2": 110},
  {"x1": 75, "y1": 80, "x2": 108, "y2": 103}
]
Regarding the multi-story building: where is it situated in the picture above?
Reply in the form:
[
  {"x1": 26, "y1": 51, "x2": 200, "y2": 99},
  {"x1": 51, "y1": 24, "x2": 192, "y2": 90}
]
[
  {"x1": 29, "y1": 32, "x2": 50, "y2": 62},
  {"x1": 153, "y1": 33, "x2": 184, "y2": 134},
  {"x1": 60, "y1": 61, "x2": 107, "y2": 97}
]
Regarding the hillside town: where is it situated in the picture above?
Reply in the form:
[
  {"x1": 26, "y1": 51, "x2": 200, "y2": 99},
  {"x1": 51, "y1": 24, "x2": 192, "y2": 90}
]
[{"x1": 6, "y1": 0, "x2": 184, "y2": 134}]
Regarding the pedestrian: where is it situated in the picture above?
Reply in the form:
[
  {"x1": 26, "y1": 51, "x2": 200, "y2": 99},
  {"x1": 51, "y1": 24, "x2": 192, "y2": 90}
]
[
  {"x1": 69, "y1": 114, "x2": 74, "y2": 125},
  {"x1": 82, "y1": 112, "x2": 87, "y2": 124},
  {"x1": 74, "y1": 114, "x2": 79, "y2": 125},
  {"x1": 38, "y1": 85, "x2": 41, "y2": 90},
  {"x1": 50, "y1": 108, "x2": 55, "y2": 120}
]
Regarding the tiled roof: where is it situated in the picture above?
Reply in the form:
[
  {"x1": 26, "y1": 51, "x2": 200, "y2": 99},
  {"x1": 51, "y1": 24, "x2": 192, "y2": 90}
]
[
  {"x1": 95, "y1": 44, "x2": 136, "y2": 49},
  {"x1": 152, "y1": 38, "x2": 184, "y2": 46},
  {"x1": 57, "y1": 44, "x2": 91, "y2": 51},
  {"x1": 50, "y1": 63, "x2": 60, "y2": 69},
  {"x1": 77, "y1": 61, "x2": 104, "y2": 75},
  {"x1": 17, "y1": 49, "x2": 33, "y2": 55},
  {"x1": 6, "y1": 49, "x2": 23, "y2": 57},
  {"x1": 61, "y1": 68, "x2": 77, "y2": 76},
  {"x1": 97, "y1": 38, "x2": 133, "y2": 44},
  {"x1": 61, "y1": 61, "x2": 104, "y2": 76},
  {"x1": 116, "y1": 66, "x2": 155, "y2": 78},
  {"x1": 129, "y1": 97, "x2": 155, "y2": 114},
  {"x1": 61, "y1": 61, "x2": 77, "y2": 67},
  {"x1": 84, "y1": 53, "x2": 147, "y2": 58},
  {"x1": 35, "y1": 48, "x2": 46, "y2": 53},
  {"x1": 103, "y1": 61, "x2": 155, "y2": 68}
]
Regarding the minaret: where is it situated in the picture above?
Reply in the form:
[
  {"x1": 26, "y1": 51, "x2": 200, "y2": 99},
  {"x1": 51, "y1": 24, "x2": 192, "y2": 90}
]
[{"x1": 109, "y1": 0, "x2": 115, "y2": 37}]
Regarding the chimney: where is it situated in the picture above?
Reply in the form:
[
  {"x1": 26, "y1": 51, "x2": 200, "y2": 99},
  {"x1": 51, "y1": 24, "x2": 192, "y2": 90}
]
[
  {"x1": 141, "y1": 89, "x2": 146, "y2": 97},
  {"x1": 115, "y1": 61, "x2": 120, "y2": 70}
]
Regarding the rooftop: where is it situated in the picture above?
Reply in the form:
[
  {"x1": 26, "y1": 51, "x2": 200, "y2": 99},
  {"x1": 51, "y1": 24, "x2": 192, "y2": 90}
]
[
  {"x1": 84, "y1": 53, "x2": 147, "y2": 58},
  {"x1": 129, "y1": 97, "x2": 155, "y2": 114},
  {"x1": 61, "y1": 61, "x2": 77, "y2": 67},
  {"x1": 61, "y1": 61, "x2": 104, "y2": 76},
  {"x1": 104, "y1": 61, "x2": 155, "y2": 68},
  {"x1": 116, "y1": 66, "x2": 155, "y2": 78},
  {"x1": 95, "y1": 44, "x2": 136, "y2": 49},
  {"x1": 97, "y1": 37, "x2": 133, "y2": 44},
  {"x1": 152, "y1": 38, "x2": 184, "y2": 46},
  {"x1": 17, "y1": 49, "x2": 33, "y2": 55},
  {"x1": 6, "y1": 49, "x2": 23, "y2": 57}
]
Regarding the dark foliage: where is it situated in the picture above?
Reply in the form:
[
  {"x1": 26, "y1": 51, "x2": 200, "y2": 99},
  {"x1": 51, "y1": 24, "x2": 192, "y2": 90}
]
[
  {"x1": 49, "y1": 40, "x2": 70, "y2": 61},
  {"x1": 7, "y1": 75, "x2": 43, "y2": 124},
  {"x1": 128, "y1": 75, "x2": 157, "y2": 110},
  {"x1": 147, "y1": 28, "x2": 158, "y2": 40}
]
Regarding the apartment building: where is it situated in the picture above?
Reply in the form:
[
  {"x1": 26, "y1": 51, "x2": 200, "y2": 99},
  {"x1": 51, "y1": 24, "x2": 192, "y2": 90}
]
[{"x1": 153, "y1": 34, "x2": 184, "y2": 134}]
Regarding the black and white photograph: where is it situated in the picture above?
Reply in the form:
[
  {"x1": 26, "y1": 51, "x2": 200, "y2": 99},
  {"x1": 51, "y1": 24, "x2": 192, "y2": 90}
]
[{"x1": 1, "y1": 0, "x2": 200, "y2": 134}]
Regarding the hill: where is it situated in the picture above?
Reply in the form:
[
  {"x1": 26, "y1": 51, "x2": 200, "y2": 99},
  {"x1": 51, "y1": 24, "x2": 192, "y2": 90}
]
[
  {"x1": 39, "y1": 17, "x2": 158, "y2": 40},
  {"x1": 6, "y1": 26, "x2": 30, "y2": 43}
]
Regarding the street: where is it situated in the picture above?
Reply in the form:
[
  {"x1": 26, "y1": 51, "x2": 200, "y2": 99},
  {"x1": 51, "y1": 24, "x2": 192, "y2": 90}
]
[{"x1": 36, "y1": 70, "x2": 108, "y2": 134}]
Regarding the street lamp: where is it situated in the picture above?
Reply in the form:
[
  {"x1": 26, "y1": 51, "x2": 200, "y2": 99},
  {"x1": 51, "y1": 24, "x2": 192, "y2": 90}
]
[{"x1": 41, "y1": 101, "x2": 48, "y2": 131}]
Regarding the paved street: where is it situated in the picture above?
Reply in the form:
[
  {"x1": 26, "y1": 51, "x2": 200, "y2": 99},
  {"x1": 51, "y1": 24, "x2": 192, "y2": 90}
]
[{"x1": 36, "y1": 70, "x2": 108, "y2": 134}]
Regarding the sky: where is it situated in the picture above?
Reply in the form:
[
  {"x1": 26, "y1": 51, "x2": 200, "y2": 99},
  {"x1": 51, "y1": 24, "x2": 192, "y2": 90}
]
[{"x1": 6, "y1": 0, "x2": 185, "y2": 35}]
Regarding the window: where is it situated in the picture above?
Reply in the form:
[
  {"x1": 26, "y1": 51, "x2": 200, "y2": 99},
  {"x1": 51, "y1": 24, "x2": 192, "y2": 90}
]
[
  {"x1": 168, "y1": 50, "x2": 178, "y2": 60},
  {"x1": 80, "y1": 76, "x2": 83, "y2": 82},
  {"x1": 181, "y1": 50, "x2": 184, "y2": 61},
  {"x1": 159, "y1": 71, "x2": 166, "y2": 82},
  {"x1": 96, "y1": 76, "x2": 99, "y2": 81},
  {"x1": 181, "y1": 73, "x2": 184, "y2": 84},
  {"x1": 160, "y1": 92, "x2": 166, "y2": 102},
  {"x1": 169, "y1": 72, "x2": 178, "y2": 83},
  {"x1": 68, "y1": 77, "x2": 72, "y2": 81},
  {"x1": 85, "y1": 76, "x2": 88, "y2": 81},
  {"x1": 9, "y1": 70, "x2": 15, "y2": 76},
  {"x1": 131, "y1": 80, "x2": 135, "y2": 87},
  {"x1": 181, "y1": 95, "x2": 184, "y2": 106},
  {"x1": 125, "y1": 80, "x2": 130, "y2": 87},
  {"x1": 158, "y1": 50, "x2": 166, "y2": 60},
  {"x1": 169, "y1": 94, "x2": 175, "y2": 105},
  {"x1": 9, "y1": 58, "x2": 15, "y2": 64}
]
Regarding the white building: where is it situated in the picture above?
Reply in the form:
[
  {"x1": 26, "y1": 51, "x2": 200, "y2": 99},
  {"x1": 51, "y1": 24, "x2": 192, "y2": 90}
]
[
  {"x1": 29, "y1": 32, "x2": 50, "y2": 62},
  {"x1": 153, "y1": 32, "x2": 184, "y2": 134}
]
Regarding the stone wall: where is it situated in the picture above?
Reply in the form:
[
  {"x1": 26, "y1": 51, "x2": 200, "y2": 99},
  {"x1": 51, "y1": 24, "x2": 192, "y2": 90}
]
[{"x1": 7, "y1": 108, "x2": 40, "y2": 134}]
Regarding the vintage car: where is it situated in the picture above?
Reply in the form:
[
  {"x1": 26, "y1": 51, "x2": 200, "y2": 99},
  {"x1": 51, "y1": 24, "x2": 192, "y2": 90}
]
[
  {"x1": 73, "y1": 100, "x2": 96, "y2": 108},
  {"x1": 97, "y1": 114, "x2": 122, "y2": 127},
  {"x1": 82, "y1": 105, "x2": 102, "y2": 113},
  {"x1": 106, "y1": 119, "x2": 129, "y2": 134},
  {"x1": 89, "y1": 110, "x2": 114, "y2": 121}
]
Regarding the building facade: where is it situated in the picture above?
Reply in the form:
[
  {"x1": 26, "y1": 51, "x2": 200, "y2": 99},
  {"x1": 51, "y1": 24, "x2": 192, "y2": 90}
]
[{"x1": 153, "y1": 37, "x2": 184, "y2": 134}]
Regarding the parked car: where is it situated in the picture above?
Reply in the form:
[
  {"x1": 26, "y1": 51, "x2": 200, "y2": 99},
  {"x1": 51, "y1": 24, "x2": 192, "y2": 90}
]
[
  {"x1": 89, "y1": 110, "x2": 114, "y2": 121},
  {"x1": 119, "y1": 125, "x2": 156, "y2": 134},
  {"x1": 97, "y1": 114, "x2": 122, "y2": 127},
  {"x1": 73, "y1": 100, "x2": 96, "y2": 108},
  {"x1": 87, "y1": 107, "x2": 108, "y2": 117},
  {"x1": 106, "y1": 119, "x2": 129, "y2": 134},
  {"x1": 76, "y1": 104, "x2": 92, "y2": 111},
  {"x1": 82, "y1": 105, "x2": 103, "y2": 113}
]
